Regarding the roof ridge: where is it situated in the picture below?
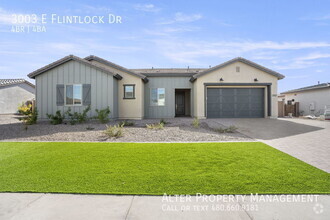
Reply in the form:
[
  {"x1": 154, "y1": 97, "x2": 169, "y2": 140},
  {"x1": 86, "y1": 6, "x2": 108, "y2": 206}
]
[
  {"x1": 282, "y1": 82, "x2": 330, "y2": 94},
  {"x1": 0, "y1": 78, "x2": 35, "y2": 88},
  {"x1": 84, "y1": 55, "x2": 148, "y2": 81},
  {"x1": 27, "y1": 55, "x2": 122, "y2": 80},
  {"x1": 190, "y1": 57, "x2": 285, "y2": 81}
]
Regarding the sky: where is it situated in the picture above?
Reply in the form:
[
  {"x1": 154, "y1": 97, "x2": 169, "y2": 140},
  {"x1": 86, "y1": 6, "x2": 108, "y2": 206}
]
[{"x1": 0, "y1": 0, "x2": 329, "y2": 92}]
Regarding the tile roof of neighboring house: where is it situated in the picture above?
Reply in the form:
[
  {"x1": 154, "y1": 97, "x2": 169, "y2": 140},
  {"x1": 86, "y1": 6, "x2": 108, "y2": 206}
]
[
  {"x1": 0, "y1": 79, "x2": 35, "y2": 88},
  {"x1": 281, "y1": 83, "x2": 330, "y2": 94},
  {"x1": 190, "y1": 57, "x2": 285, "y2": 82},
  {"x1": 27, "y1": 55, "x2": 123, "y2": 80},
  {"x1": 84, "y1": 55, "x2": 148, "y2": 82},
  {"x1": 130, "y1": 68, "x2": 206, "y2": 77}
]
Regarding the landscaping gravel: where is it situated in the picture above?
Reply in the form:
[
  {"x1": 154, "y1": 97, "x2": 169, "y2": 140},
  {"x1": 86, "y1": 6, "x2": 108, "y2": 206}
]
[{"x1": 0, "y1": 115, "x2": 252, "y2": 142}]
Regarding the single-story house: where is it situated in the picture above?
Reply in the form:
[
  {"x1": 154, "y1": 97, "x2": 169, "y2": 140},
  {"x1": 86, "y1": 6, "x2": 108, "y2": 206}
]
[
  {"x1": 0, "y1": 79, "x2": 35, "y2": 114},
  {"x1": 27, "y1": 55, "x2": 285, "y2": 119},
  {"x1": 280, "y1": 83, "x2": 330, "y2": 116}
]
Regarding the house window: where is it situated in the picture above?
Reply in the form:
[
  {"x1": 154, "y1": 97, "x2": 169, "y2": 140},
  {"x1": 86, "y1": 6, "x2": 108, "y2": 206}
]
[
  {"x1": 287, "y1": 100, "x2": 292, "y2": 105},
  {"x1": 66, "y1": 84, "x2": 82, "y2": 105},
  {"x1": 150, "y1": 88, "x2": 165, "y2": 106},
  {"x1": 124, "y1": 85, "x2": 135, "y2": 99},
  {"x1": 236, "y1": 66, "x2": 240, "y2": 72}
]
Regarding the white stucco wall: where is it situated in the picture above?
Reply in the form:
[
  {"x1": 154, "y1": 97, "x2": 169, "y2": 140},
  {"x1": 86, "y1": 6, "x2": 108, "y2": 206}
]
[
  {"x1": 282, "y1": 88, "x2": 330, "y2": 116},
  {"x1": 90, "y1": 60, "x2": 145, "y2": 119},
  {"x1": 0, "y1": 83, "x2": 35, "y2": 114}
]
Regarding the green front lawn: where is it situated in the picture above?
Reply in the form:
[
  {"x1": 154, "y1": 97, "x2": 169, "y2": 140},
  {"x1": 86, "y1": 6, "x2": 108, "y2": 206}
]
[{"x1": 0, "y1": 142, "x2": 329, "y2": 195}]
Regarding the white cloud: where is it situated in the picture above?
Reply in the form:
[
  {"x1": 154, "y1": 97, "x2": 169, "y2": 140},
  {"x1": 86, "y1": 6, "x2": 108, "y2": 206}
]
[
  {"x1": 145, "y1": 26, "x2": 200, "y2": 36},
  {"x1": 133, "y1": 4, "x2": 160, "y2": 12},
  {"x1": 174, "y1": 12, "x2": 202, "y2": 22},
  {"x1": 152, "y1": 39, "x2": 330, "y2": 65},
  {"x1": 300, "y1": 14, "x2": 330, "y2": 21},
  {"x1": 274, "y1": 60, "x2": 317, "y2": 70},
  {"x1": 286, "y1": 74, "x2": 311, "y2": 79},
  {"x1": 158, "y1": 12, "x2": 202, "y2": 25},
  {"x1": 295, "y1": 53, "x2": 330, "y2": 60},
  {"x1": 0, "y1": 8, "x2": 14, "y2": 25}
]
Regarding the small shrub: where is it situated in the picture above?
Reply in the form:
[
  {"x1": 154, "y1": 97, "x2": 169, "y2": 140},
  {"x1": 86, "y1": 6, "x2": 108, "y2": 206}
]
[
  {"x1": 104, "y1": 124, "x2": 123, "y2": 138},
  {"x1": 86, "y1": 126, "x2": 95, "y2": 130},
  {"x1": 46, "y1": 110, "x2": 65, "y2": 125},
  {"x1": 192, "y1": 117, "x2": 199, "y2": 128},
  {"x1": 95, "y1": 107, "x2": 111, "y2": 123},
  {"x1": 146, "y1": 122, "x2": 164, "y2": 129},
  {"x1": 65, "y1": 105, "x2": 91, "y2": 125},
  {"x1": 215, "y1": 125, "x2": 238, "y2": 133},
  {"x1": 18, "y1": 103, "x2": 38, "y2": 125},
  {"x1": 160, "y1": 118, "x2": 169, "y2": 125},
  {"x1": 119, "y1": 120, "x2": 135, "y2": 127}
]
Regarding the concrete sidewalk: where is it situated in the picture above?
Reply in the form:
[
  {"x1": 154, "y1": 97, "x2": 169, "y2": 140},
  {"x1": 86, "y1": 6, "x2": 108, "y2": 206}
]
[{"x1": 0, "y1": 193, "x2": 329, "y2": 220}]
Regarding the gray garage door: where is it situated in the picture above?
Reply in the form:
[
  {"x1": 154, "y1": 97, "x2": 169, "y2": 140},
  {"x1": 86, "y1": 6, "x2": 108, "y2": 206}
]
[{"x1": 207, "y1": 88, "x2": 264, "y2": 118}]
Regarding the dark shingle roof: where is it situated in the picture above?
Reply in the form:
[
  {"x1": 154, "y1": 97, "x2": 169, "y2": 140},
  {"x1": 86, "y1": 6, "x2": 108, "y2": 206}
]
[
  {"x1": 0, "y1": 79, "x2": 35, "y2": 88},
  {"x1": 130, "y1": 68, "x2": 206, "y2": 77},
  {"x1": 85, "y1": 55, "x2": 148, "y2": 82},
  {"x1": 281, "y1": 83, "x2": 330, "y2": 94}
]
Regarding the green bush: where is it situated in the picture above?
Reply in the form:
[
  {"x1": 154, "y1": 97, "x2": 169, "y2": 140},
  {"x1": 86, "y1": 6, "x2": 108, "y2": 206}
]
[
  {"x1": 18, "y1": 103, "x2": 38, "y2": 125},
  {"x1": 160, "y1": 118, "x2": 169, "y2": 125},
  {"x1": 65, "y1": 105, "x2": 91, "y2": 125},
  {"x1": 46, "y1": 110, "x2": 65, "y2": 125},
  {"x1": 192, "y1": 117, "x2": 199, "y2": 128},
  {"x1": 95, "y1": 107, "x2": 111, "y2": 123},
  {"x1": 104, "y1": 124, "x2": 124, "y2": 138},
  {"x1": 215, "y1": 125, "x2": 238, "y2": 133},
  {"x1": 118, "y1": 120, "x2": 135, "y2": 127},
  {"x1": 146, "y1": 122, "x2": 164, "y2": 129}
]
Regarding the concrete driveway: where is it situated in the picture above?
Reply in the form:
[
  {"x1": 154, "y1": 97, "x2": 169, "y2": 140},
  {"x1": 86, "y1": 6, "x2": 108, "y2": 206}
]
[{"x1": 210, "y1": 118, "x2": 330, "y2": 173}]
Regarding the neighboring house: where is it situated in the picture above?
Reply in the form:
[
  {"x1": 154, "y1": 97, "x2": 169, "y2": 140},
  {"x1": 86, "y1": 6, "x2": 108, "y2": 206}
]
[
  {"x1": 280, "y1": 83, "x2": 330, "y2": 116},
  {"x1": 0, "y1": 79, "x2": 35, "y2": 114},
  {"x1": 27, "y1": 55, "x2": 284, "y2": 119}
]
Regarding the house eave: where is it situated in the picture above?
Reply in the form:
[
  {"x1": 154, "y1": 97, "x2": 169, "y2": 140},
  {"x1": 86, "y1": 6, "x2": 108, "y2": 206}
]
[
  {"x1": 28, "y1": 55, "x2": 122, "y2": 80},
  {"x1": 191, "y1": 57, "x2": 285, "y2": 80}
]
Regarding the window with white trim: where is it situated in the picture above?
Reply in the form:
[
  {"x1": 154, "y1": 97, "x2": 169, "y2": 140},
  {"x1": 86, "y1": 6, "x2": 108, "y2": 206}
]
[
  {"x1": 66, "y1": 84, "x2": 82, "y2": 105},
  {"x1": 150, "y1": 88, "x2": 165, "y2": 106}
]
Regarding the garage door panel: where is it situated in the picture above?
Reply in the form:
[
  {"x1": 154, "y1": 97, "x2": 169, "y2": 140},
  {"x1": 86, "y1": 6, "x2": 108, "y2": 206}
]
[
  {"x1": 221, "y1": 111, "x2": 235, "y2": 117},
  {"x1": 236, "y1": 96, "x2": 250, "y2": 103},
  {"x1": 221, "y1": 89, "x2": 235, "y2": 96},
  {"x1": 222, "y1": 103, "x2": 235, "y2": 111},
  {"x1": 207, "y1": 88, "x2": 264, "y2": 118}
]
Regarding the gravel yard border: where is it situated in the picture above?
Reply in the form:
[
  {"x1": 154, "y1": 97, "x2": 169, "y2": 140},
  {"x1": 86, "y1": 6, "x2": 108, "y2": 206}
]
[{"x1": 0, "y1": 115, "x2": 252, "y2": 142}]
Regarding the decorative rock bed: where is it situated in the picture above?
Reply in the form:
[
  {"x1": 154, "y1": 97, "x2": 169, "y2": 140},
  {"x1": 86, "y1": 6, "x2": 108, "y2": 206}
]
[{"x1": 0, "y1": 115, "x2": 252, "y2": 142}]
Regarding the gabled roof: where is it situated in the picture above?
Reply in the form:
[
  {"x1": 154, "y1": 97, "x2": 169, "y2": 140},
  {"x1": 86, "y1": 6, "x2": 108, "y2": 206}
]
[
  {"x1": 190, "y1": 57, "x2": 285, "y2": 82},
  {"x1": 130, "y1": 68, "x2": 205, "y2": 77},
  {"x1": 281, "y1": 83, "x2": 330, "y2": 94},
  {"x1": 27, "y1": 55, "x2": 122, "y2": 80},
  {"x1": 85, "y1": 55, "x2": 148, "y2": 82},
  {"x1": 0, "y1": 79, "x2": 35, "y2": 88}
]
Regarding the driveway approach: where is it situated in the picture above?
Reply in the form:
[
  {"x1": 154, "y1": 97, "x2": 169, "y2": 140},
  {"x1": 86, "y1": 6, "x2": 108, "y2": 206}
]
[{"x1": 211, "y1": 118, "x2": 330, "y2": 173}]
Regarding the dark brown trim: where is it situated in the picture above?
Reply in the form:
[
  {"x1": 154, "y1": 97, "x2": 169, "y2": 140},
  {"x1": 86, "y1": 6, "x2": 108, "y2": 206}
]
[
  {"x1": 123, "y1": 84, "x2": 135, "y2": 99},
  {"x1": 267, "y1": 85, "x2": 272, "y2": 116}
]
